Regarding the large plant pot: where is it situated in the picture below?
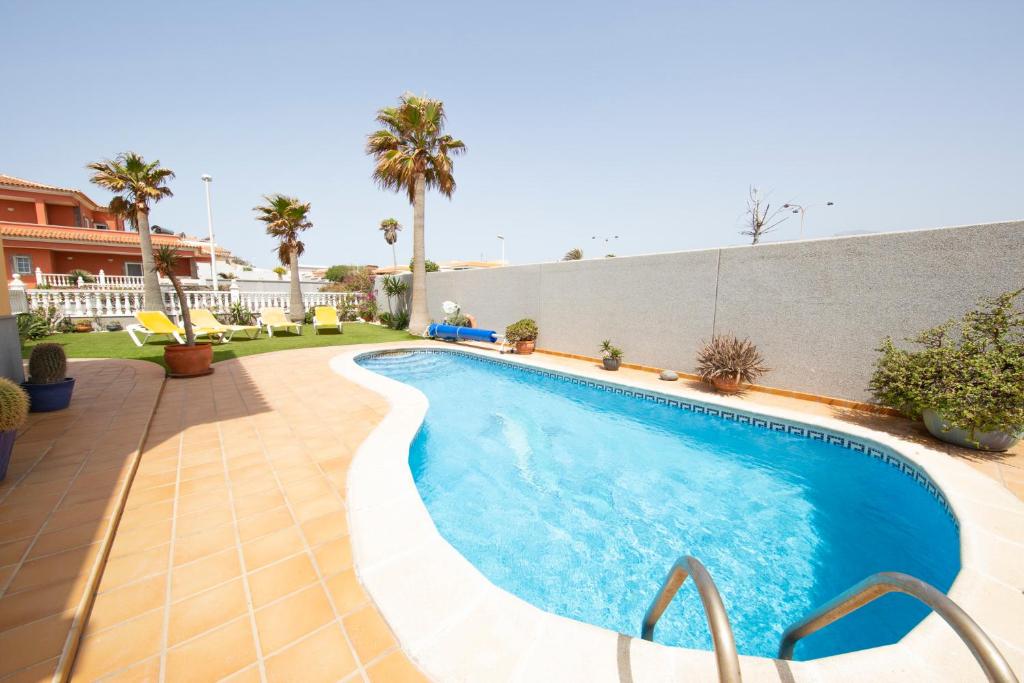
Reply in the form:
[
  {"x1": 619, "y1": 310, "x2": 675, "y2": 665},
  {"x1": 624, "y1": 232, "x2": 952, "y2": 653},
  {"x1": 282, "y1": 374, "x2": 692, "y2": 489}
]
[
  {"x1": 0, "y1": 430, "x2": 15, "y2": 481},
  {"x1": 711, "y1": 375, "x2": 743, "y2": 394},
  {"x1": 74, "y1": 322, "x2": 92, "y2": 333},
  {"x1": 602, "y1": 357, "x2": 621, "y2": 371},
  {"x1": 21, "y1": 378, "x2": 76, "y2": 412},
  {"x1": 515, "y1": 340, "x2": 535, "y2": 355},
  {"x1": 164, "y1": 343, "x2": 214, "y2": 378},
  {"x1": 922, "y1": 409, "x2": 1021, "y2": 452}
]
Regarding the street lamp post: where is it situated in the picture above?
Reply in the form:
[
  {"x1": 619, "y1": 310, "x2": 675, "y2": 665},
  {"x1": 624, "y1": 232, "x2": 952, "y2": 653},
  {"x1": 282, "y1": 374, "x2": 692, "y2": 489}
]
[
  {"x1": 496, "y1": 234, "x2": 505, "y2": 265},
  {"x1": 782, "y1": 202, "x2": 834, "y2": 240},
  {"x1": 201, "y1": 174, "x2": 218, "y2": 290}
]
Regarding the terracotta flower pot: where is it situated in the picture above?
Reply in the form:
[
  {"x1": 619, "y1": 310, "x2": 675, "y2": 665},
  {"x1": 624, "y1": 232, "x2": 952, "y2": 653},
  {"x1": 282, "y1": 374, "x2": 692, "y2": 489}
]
[
  {"x1": 164, "y1": 343, "x2": 214, "y2": 378},
  {"x1": 711, "y1": 375, "x2": 743, "y2": 394},
  {"x1": 74, "y1": 322, "x2": 92, "y2": 333},
  {"x1": 515, "y1": 340, "x2": 535, "y2": 355}
]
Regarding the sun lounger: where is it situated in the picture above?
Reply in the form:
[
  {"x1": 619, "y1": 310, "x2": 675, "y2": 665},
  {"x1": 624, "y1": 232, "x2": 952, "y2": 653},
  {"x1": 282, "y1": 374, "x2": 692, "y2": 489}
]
[
  {"x1": 127, "y1": 311, "x2": 219, "y2": 347},
  {"x1": 190, "y1": 309, "x2": 261, "y2": 342},
  {"x1": 313, "y1": 306, "x2": 343, "y2": 335},
  {"x1": 259, "y1": 307, "x2": 302, "y2": 337}
]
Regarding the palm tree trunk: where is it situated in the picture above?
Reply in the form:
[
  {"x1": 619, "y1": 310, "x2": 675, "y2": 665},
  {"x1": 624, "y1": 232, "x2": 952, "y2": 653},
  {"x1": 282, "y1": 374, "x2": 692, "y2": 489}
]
[
  {"x1": 171, "y1": 278, "x2": 195, "y2": 346},
  {"x1": 288, "y1": 247, "x2": 304, "y2": 322},
  {"x1": 136, "y1": 209, "x2": 165, "y2": 312},
  {"x1": 408, "y1": 173, "x2": 430, "y2": 335},
  {"x1": 391, "y1": 243, "x2": 397, "y2": 272}
]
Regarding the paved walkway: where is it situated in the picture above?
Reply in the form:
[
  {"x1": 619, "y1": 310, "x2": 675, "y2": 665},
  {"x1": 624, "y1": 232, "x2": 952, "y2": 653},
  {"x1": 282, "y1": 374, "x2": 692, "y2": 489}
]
[
  {"x1": 0, "y1": 360, "x2": 163, "y2": 682},
  {"x1": 0, "y1": 345, "x2": 1020, "y2": 682}
]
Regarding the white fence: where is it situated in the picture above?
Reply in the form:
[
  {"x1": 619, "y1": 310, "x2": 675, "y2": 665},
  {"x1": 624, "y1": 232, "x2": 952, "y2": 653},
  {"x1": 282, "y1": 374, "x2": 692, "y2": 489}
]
[
  {"x1": 11, "y1": 278, "x2": 362, "y2": 321},
  {"x1": 35, "y1": 269, "x2": 206, "y2": 289}
]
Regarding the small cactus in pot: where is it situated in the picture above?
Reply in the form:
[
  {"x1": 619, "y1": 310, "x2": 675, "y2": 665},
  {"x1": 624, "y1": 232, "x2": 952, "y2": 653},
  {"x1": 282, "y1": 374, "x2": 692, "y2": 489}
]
[
  {"x1": 28, "y1": 343, "x2": 67, "y2": 384},
  {"x1": 0, "y1": 378, "x2": 30, "y2": 480},
  {"x1": 22, "y1": 343, "x2": 76, "y2": 412}
]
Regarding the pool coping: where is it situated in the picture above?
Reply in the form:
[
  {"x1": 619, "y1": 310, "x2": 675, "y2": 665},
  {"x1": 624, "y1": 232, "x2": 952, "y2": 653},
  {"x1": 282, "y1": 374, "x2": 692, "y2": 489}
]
[{"x1": 332, "y1": 342, "x2": 1024, "y2": 682}]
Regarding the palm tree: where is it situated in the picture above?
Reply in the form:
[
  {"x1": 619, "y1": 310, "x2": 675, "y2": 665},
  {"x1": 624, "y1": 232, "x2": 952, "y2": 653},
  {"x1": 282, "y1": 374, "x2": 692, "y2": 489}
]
[
  {"x1": 366, "y1": 93, "x2": 466, "y2": 334},
  {"x1": 563, "y1": 248, "x2": 583, "y2": 261},
  {"x1": 253, "y1": 194, "x2": 312, "y2": 322},
  {"x1": 152, "y1": 246, "x2": 196, "y2": 345},
  {"x1": 379, "y1": 218, "x2": 402, "y2": 271},
  {"x1": 87, "y1": 152, "x2": 174, "y2": 311}
]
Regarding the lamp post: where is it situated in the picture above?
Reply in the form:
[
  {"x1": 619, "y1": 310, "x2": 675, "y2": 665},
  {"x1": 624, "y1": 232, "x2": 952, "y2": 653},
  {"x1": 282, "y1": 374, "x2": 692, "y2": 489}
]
[
  {"x1": 201, "y1": 174, "x2": 218, "y2": 289},
  {"x1": 496, "y1": 234, "x2": 505, "y2": 265},
  {"x1": 782, "y1": 201, "x2": 834, "y2": 240},
  {"x1": 592, "y1": 234, "x2": 619, "y2": 254}
]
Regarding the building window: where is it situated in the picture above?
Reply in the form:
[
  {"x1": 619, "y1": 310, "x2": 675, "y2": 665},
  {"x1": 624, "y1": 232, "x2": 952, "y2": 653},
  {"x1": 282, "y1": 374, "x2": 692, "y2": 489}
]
[
  {"x1": 94, "y1": 223, "x2": 109, "y2": 230},
  {"x1": 12, "y1": 255, "x2": 32, "y2": 275},
  {"x1": 124, "y1": 262, "x2": 144, "y2": 277}
]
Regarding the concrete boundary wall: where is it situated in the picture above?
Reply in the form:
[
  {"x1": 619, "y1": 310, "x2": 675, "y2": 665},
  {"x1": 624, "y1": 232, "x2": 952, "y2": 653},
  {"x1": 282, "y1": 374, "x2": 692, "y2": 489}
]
[{"x1": 375, "y1": 221, "x2": 1024, "y2": 401}]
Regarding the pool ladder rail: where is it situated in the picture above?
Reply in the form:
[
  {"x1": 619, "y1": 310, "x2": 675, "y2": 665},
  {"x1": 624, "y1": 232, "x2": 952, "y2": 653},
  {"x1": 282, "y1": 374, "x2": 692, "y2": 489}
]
[{"x1": 641, "y1": 558, "x2": 1019, "y2": 683}]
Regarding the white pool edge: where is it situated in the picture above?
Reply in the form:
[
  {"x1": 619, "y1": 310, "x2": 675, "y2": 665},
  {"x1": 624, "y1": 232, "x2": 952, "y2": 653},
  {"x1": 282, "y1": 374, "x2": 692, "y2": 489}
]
[{"x1": 332, "y1": 342, "x2": 1024, "y2": 682}]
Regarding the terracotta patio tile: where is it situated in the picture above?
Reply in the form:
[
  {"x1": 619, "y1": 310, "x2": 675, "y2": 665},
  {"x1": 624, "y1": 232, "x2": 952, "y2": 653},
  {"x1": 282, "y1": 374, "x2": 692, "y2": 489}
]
[
  {"x1": 170, "y1": 547, "x2": 241, "y2": 602},
  {"x1": 366, "y1": 649, "x2": 431, "y2": 683},
  {"x1": 6, "y1": 542, "x2": 99, "y2": 593},
  {"x1": 98, "y1": 543, "x2": 169, "y2": 591},
  {"x1": 301, "y1": 511, "x2": 347, "y2": 547},
  {"x1": 254, "y1": 584, "x2": 334, "y2": 654},
  {"x1": 241, "y1": 526, "x2": 305, "y2": 571},
  {"x1": 219, "y1": 663, "x2": 263, "y2": 683},
  {"x1": 0, "y1": 575, "x2": 87, "y2": 632},
  {"x1": 115, "y1": 498, "x2": 174, "y2": 531},
  {"x1": 343, "y1": 604, "x2": 397, "y2": 664},
  {"x1": 99, "y1": 655, "x2": 160, "y2": 682},
  {"x1": 247, "y1": 552, "x2": 318, "y2": 608},
  {"x1": 164, "y1": 616, "x2": 256, "y2": 682},
  {"x1": 236, "y1": 506, "x2": 294, "y2": 544},
  {"x1": 324, "y1": 569, "x2": 368, "y2": 614},
  {"x1": 312, "y1": 538, "x2": 353, "y2": 576},
  {"x1": 0, "y1": 611, "x2": 72, "y2": 676},
  {"x1": 70, "y1": 608, "x2": 163, "y2": 681},
  {"x1": 173, "y1": 523, "x2": 236, "y2": 565},
  {"x1": 0, "y1": 656, "x2": 59, "y2": 683},
  {"x1": 168, "y1": 577, "x2": 248, "y2": 645},
  {"x1": 265, "y1": 624, "x2": 358, "y2": 683},
  {"x1": 174, "y1": 502, "x2": 233, "y2": 539},
  {"x1": 0, "y1": 538, "x2": 32, "y2": 567},
  {"x1": 87, "y1": 573, "x2": 166, "y2": 634},
  {"x1": 108, "y1": 517, "x2": 172, "y2": 558},
  {"x1": 232, "y1": 487, "x2": 285, "y2": 520}
]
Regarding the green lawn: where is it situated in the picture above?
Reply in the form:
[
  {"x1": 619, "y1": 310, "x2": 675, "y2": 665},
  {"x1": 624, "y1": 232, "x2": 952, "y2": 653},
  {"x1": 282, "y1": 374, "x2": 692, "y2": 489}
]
[{"x1": 21, "y1": 323, "x2": 421, "y2": 368}]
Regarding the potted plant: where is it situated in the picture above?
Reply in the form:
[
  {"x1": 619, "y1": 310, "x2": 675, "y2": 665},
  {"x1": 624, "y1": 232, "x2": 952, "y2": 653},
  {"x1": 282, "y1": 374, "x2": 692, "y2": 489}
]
[
  {"x1": 696, "y1": 334, "x2": 769, "y2": 394},
  {"x1": 600, "y1": 340, "x2": 623, "y2": 371},
  {"x1": 21, "y1": 343, "x2": 76, "y2": 412},
  {"x1": 74, "y1": 320, "x2": 93, "y2": 333},
  {"x1": 870, "y1": 289, "x2": 1024, "y2": 451},
  {"x1": 105, "y1": 321, "x2": 123, "y2": 332},
  {"x1": 506, "y1": 318, "x2": 538, "y2": 355},
  {"x1": 0, "y1": 378, "x2": 29, "y2": 480},
  {"x1": 154, "y1": 245, "x2": 214, "y2": 377}
]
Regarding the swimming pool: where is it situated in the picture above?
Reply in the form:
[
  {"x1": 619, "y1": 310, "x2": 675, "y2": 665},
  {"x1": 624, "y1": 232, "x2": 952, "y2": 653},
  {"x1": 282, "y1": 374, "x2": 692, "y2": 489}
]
[{"x1": 357, "y1": 349, "x2": 960, "y2": 661}]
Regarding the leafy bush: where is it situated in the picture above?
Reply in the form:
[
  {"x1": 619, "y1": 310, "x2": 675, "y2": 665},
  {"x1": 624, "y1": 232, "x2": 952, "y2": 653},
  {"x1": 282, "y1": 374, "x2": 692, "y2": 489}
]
[
  {"x1": 379, "y1": 310, "x2": 410, "y2": 330},
  {"x1": 505, "y1": 318, "x2": 538, "y2": 342},
  {"x1": 341, "y1": 268, "x2": 374, "y2": 293},
  {"x1": 226, "y1": 302, "x2": 256, "y2": 326},
  {"x1": 409, "y1": 258, "x2": 440, "y2": 273},
  {"x1": 870, "y1": 289, "x2": 1024, "y2": 436},
  {"x1": 339, "y1": 299, "x2": 360, "y2": 321},
  {"x1": 600, "y1": 339, "x2": 623, "y2": 360},
  {"x1": 56, "y1": 317, "x2": 76, "y2": 334},
  {"x1": 446, "y1": 314, "x2": 471, "y2": 327},
  {"x1": 303, "y1": 309, "x2": 316, "y2": 324},
  {"x1": 696, "y1": 335, "x2": 768, "y2": 384},
  {"x1": 69, "y1": 268, "x2": 95, "y2": 284},
  {"x1": 324, "y1": 265, "x2": 359, "y2": 282},
  {"x1": 358, "y1": 299, "x2": 378, "y2": 322},
  {"x1": 17, "y1": 306, "x2": 60, "y2": 340}
]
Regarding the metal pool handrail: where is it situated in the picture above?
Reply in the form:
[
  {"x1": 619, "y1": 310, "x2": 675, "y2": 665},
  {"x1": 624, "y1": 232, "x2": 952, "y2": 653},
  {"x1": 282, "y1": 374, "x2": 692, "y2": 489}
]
[
  {"x1": 641, "y1": 555, "x2": 742, "y2": 683},
  {"x1": 778, "y1": 571, "x2": 1018, "y2": 683}
]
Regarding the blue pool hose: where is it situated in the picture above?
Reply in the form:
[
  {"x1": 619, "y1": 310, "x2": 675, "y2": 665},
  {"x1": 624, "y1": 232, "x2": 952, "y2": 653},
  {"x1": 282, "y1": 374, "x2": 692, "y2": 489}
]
[{"x1": 427, "y1": 323, "x2": 499, "y2": 343}]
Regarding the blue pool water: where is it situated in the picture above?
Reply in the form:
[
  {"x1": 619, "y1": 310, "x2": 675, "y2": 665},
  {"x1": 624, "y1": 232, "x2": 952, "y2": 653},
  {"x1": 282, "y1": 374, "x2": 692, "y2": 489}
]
[{"x1": 358, "y1": 350, "x2": 960, "y2": 660}]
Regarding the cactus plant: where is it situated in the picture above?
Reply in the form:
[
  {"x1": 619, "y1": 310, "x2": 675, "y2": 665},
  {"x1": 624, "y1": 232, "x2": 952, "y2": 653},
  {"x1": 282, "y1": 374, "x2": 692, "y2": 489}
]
[
  {"x1": 28, "y1": 343, "x2": 67, "y2": 385},
  {"x1": 0, "y1": 378, "x2": 29, "y2": 432}
]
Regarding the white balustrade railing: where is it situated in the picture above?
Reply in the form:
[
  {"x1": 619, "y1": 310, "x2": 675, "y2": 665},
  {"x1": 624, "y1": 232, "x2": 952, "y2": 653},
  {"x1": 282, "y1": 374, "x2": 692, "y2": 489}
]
[
  {"x1": 19, "y1": 283, "x2": 363, "y2": 321},
  {"x1": 37, "y1": 269, "x2": 154, "y2": 289}
]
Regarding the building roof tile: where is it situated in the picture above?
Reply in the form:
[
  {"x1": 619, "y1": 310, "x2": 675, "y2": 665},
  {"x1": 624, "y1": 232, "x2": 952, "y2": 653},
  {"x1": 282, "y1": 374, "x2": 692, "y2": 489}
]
[{"x1": 0, "y1": 222, "x2": 196, "y2": 251}]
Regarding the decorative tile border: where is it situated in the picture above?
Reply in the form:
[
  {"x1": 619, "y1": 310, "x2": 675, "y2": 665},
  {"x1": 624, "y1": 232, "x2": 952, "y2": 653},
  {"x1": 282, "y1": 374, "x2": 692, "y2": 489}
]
[{"x1": 360, "y1": 348, "x2": 959, "y2": 528}]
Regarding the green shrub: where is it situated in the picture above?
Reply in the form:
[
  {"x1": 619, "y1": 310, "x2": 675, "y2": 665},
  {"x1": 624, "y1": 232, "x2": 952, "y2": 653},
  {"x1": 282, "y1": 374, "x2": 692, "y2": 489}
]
[
  {"x1": 409, "y1": 258, "x2": 439, "y2": 273},
  {"x1": 69, "y1": 268, "x2": 95, "y2": 284},
  {"x1": 870, "y1": 289, "x2": 1024, "y2": 437},
  {"x1": 227, "y1": 302, "x2": 256, "y2": 326},
  {"x1": 358, "y1": 299, "x2": 378, "y2": 322},
  {"x1": 17, "y1": 307, "x2": 59, "y2": 340},
  {"x1": 505, "y1": 318, "x2": 538, "y2": 342},
  {"x1": 696, "y1": 335, "x2": 768, "y2": 384}
]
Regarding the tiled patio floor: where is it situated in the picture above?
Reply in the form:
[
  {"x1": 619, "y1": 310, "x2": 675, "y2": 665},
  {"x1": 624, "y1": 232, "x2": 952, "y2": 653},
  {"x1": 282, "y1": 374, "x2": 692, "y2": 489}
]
[
  {"x1": 69, "y1": 348, "x2": 428, "y2": 682},
  {"x1": 1, "y1": 344, "x2": 1020, "y2": 682},
  {"x1": 0, "y1": 360, "x2": 164, "y2": 682}
]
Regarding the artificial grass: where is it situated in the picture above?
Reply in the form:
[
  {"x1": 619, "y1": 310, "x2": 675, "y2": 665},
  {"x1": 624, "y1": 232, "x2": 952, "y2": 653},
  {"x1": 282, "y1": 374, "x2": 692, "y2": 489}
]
[{"x1": 20, "y1": 322, "x2": 421, "y2": 369}]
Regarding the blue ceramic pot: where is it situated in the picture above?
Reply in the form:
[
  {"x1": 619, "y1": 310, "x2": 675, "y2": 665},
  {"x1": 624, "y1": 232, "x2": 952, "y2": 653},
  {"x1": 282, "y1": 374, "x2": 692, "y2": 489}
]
[{"x1": 21, "y1": 377, "x2": 76, "y2": 412}]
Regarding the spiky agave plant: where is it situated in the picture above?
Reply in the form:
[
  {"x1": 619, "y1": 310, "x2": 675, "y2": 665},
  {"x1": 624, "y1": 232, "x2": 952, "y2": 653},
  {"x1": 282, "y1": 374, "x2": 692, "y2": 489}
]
[{"x1": 696, "y1": 335, "x2": 769, "y2": 385}]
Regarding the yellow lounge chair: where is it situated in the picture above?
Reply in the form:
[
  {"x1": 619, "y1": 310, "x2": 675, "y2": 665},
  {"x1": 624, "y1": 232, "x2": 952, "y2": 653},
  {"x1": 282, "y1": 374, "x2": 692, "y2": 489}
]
[
  {"x1": 127, "y1": 311, "x2": 223, "y2": 347},
  {"x1": 313, "y1": 306, "x2": 343, "y2": 335},
  {"x1": 259, "y1": 307, "x2": 302, "y2": 337},
  {"x1": 190, "y1": 309, "x2": 261, "y2": 342}
]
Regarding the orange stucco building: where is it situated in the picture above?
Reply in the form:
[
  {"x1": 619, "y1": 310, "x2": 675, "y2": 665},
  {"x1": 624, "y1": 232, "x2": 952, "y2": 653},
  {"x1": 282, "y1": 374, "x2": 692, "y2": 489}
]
[{"x1": 0, "y1": 174, "x2": 208, "y2": 286}]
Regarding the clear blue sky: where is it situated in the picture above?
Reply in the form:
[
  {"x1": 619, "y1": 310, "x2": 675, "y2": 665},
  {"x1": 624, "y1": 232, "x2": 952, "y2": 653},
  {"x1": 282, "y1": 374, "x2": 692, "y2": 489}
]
[{"x1": 4, "y1": 1, "x2": 1021, "y2": 268}]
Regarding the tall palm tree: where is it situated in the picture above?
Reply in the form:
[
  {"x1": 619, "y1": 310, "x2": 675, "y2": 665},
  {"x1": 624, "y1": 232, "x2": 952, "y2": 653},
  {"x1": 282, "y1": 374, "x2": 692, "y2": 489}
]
[
  {"x1": 563, "y1": 248, "x2": 583, "y2": 261},
  {"x1": 366, "y1": 93, "x2": 466, "y2": 334},
  {"x1": 87, "y1": 152, "x2": 174, "y2": 311},
  {"x1": 379, "y1": 218, "x2": 402, "y2": 271},
  {"x1": 253, "y1": 194, "x2": 312, "y2": 322}
]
